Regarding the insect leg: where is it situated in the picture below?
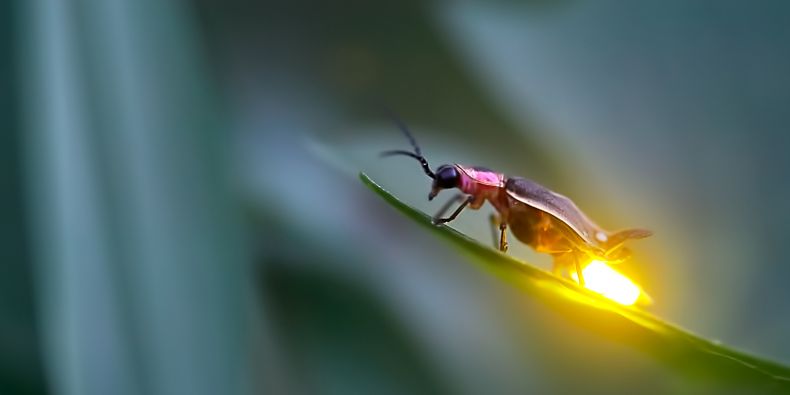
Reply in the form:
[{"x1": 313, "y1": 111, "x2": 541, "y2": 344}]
[
  {"x1": 499, "y1": 223, "x2": 508, "y2": 252},
  {"x1": 432, "y1": 193, "x2": 467, "y2": 224},
  {"x1": 488, "y1": 214, "x2": 508, "y2": 252},
  {"x1": 432, "y1": 194, "x2": 464, "y2": 219},
  {"x1": 551, "y1": 262, "x2": 562, "y2": 275},
  {"x1": 433, "y1": 195, "x2": 472, "y2": 225},
  {"x1": 551, "y1": 253, "x2": 570, "y2": 276},
  {"x1": 604, "y1": 247, "x2": 632, "y2": 265},
  {"x1": 574, "y1": 255, "x2": 585, "y2": 287},
  {"x1": 489, "y1": 214, "x2": 499, "y2": 248}
]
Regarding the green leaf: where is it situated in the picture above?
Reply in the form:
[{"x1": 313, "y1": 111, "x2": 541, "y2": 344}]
[{"x1": 360, "y1": 172, "x2": 790, "y2": 391}]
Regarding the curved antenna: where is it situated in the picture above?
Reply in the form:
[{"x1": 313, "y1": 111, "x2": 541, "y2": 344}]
[
  {"x1": 380, "y1": 150, "x2": 435, "y2": 179},
  {"x1": 380, "y1": 111, "x2": 435, "y2": 179}
]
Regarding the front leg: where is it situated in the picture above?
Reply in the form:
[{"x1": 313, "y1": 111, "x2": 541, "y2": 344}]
[{"x1": 433, "y1": 195, "x2": 473, "y2": 225}]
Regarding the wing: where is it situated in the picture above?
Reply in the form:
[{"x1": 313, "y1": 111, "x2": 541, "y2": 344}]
[{"x1": 505, "y1": 177, "x2": 606, "y2": 247}]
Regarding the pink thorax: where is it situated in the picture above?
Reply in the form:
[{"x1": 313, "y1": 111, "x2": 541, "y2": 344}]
[{"x1": 456, "y1": 165, "x2": 504, "y2": 194}]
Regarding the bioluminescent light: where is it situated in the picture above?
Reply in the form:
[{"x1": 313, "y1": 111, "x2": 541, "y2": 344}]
[{"x1": 572, "y1": 260, "x2": 642, "y2": 305}]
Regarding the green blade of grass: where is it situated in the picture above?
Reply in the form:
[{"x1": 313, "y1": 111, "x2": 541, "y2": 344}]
[{"x1": 360, "y1": 172, "x2": 790, "y2": 391}]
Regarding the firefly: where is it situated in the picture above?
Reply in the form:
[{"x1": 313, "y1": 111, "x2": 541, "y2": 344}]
[{"x1": 382, "y1": 118, "x2": 652, "y2": 286}]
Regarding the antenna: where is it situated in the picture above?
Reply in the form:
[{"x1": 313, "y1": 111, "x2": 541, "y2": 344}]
[{"x1": 380, "y1": 110, "x2": 435, "y2": 179}]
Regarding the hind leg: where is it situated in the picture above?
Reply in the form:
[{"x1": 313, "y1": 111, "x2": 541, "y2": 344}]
[
  {"x1": 551, "y1": 261, "x2": 563, "y2": 276},
  {"x1": 551, "y1": 252, "x2": 585, "y2": 285},
  {"x1": 574, "y1": 255, "x2": 585, "y2": 286},
  {"x1": 550, "y1": 253, "x2": 571, "y2": 276},
  {"x1": 604, "y1": 247, "x2": 632, "y2": 265}
]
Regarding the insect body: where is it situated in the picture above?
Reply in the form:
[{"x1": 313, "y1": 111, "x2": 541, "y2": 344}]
[{"x1": 383, "y1": 121, "x2": 652, "y2": 285}]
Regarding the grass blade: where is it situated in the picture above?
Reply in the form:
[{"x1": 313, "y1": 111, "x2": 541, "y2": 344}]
[{"x1": 361, "y1": 172, "x2": 790, "y2": 391}]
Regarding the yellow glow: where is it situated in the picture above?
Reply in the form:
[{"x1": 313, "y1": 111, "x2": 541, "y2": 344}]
[{"x1": 571, "y1": 260, "x2": 642, "y2": 305}]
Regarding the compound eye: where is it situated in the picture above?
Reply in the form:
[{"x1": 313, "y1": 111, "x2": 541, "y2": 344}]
[{"x1": 435, "y1": 165, "x2": 459, "y2": 189}]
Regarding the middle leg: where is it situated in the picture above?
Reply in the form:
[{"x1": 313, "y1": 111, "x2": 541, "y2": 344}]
[
  {"x1": 499, "y1": 223, "x2": 508, "y2": 252},
  {"x1": 489, "y1": 214, "x2": 509, "y2": 252}
]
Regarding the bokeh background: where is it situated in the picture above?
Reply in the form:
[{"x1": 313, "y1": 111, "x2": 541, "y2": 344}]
[{"x1": 4, "y1": 1, "x2": 790, "y2": 394}]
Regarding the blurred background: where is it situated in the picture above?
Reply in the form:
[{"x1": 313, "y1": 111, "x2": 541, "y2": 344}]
[{"x1": 4, "y1": 0, "x2": 790, "y2": 394}]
